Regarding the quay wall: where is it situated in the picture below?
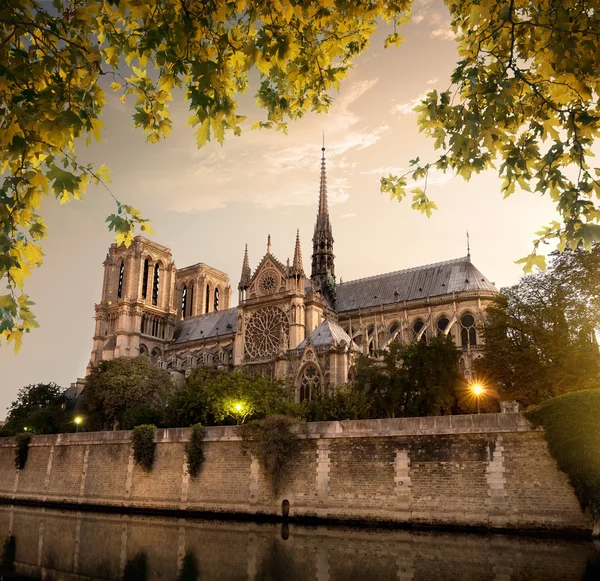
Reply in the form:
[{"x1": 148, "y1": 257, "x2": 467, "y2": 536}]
[{"x1": 0, "y1": 413, "x2": 592, "y2": 534}]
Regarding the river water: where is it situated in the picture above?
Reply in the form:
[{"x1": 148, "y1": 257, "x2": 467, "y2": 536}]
[{"x1": 0, "y1": 505, "x2": 597, "y2": 580}]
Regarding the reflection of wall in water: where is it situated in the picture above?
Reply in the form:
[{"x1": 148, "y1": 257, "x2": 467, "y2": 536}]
[{"x1": 0, "y1": 506, "x2": 596, "y2": 581}]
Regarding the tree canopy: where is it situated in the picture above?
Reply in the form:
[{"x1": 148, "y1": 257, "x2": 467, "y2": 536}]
[
  {"x1": 355, "y1": 336, "x2": 462, "y2": 418},
  {"x1": 477, "y1": 245, "x2": 600, "y2": 406},
  {"x1": 3, "y1": 0, "x2": 600, "y2": 350},
  {"x1": 83, "y1": 356, "x2": 174, "y2": 429}
]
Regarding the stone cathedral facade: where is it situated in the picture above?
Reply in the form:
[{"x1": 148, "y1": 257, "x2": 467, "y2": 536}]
[{"x1": 88, "y1": 147, "x2": 499, "y2": 401}]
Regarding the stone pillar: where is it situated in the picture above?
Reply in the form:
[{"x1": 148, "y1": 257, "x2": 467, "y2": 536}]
[{"x1": 487, "y1": 435, "x2": 507, "y2": 528}]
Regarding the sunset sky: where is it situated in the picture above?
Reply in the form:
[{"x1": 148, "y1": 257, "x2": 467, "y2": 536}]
[{"x1": 0, "y1": 0, "x2": 559, "y2": 414}]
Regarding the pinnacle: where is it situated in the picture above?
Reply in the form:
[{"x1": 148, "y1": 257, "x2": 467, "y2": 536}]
[{"x1": 292, "y1": 229, "x2": 304, "y2": 274}]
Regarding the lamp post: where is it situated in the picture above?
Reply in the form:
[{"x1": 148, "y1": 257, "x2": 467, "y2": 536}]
[
  {"x1": 471, "y1": 383, "x2": 484, "y2": 414},
  {"x1": 75, "y1": 416, "x2": 83, "y2": 433}
]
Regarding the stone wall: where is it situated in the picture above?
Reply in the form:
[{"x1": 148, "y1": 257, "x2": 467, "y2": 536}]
[{"x1": 0, "y1": 414, "x2": 592, "y2": 534}]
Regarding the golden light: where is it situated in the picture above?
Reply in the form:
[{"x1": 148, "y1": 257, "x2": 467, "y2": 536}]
[
  {"x1": 471, "y1": 383, "x2": 484, "y2": 396},
  {"x1": 235, "y1": 403, "x2": 242, "y2": 412},
  {"x1": 74, "y1": 416, "x2": 82, "y2": 425}
]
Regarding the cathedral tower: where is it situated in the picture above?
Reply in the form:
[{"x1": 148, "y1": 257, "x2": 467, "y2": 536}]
[
  {"x1": 87, "y1": 236, "x2": 178, "y2": 372},
  {"x1": 311, "y1": 142, "x2": 336, "y2": 305}
]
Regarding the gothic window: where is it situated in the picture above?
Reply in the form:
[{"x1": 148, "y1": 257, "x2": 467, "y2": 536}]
[
  {"x1": 367, "y1": 325, "x2": 375, "y2": 338},
  {"x1": 117, "y1": 261, "x2": 124, "y2": 298},
  {"x1": 189, "y1": 284, "x2": 194, "y2": 317},
  {"x1": 139, "y1": 344, "x2": 148, "y2": 356},
  {"x1": 412, "y1": 319, "x2": 426, "y2": 341},
  {"x1": 244, "y1": 306, "x2": 289, "y2": 360},
  {"x1": 460, "y1": 313, "x2": 477, "y2": 347},
  {"x1": 437, "y1": 316, "x2": 450, "y2": 336},
  {"x1": 389, "y1": 322, "x2": 400, "y2": 338},
  {"x1": 258, "y1": 271, "x2": 278, "y2": 295},
  {"x1": 299, "y1": 365, "x2": 321, "y2": 402},
  {"x1": 181, "y1": 285, "x2": 188, "y2": 318},
  {"x1": 141, "y1": 315, "x2": 147, "y2": 334},
  {"x1": 151, "y1": 348, "x2": 161, "y2": 362},
  {"x1": 368, "y1": 340, "x2": 375, "y2": 356},
  {"x1": 214, "y1": 287, "x2": 220, "y2": 312},
  {"x1": 142, "y1": 259, "x2": 149, "y2": 299},
  {"x1": 205, "y1": 284, "x2": 210, "y2": 313},
  {"x1": 152, "y1": 264, "x2": 160, "y2": 306}
]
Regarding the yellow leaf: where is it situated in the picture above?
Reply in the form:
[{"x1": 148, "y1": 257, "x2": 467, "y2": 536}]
[
  {"x1": 90, "y1": 118, "x2": 104, "y2": 142},
  {"x1": 110, "y1": 82, "x2": 122, "y2": 91}
]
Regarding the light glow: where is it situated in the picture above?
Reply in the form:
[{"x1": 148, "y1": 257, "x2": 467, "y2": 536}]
[
  {"x1": 471, "y1": 383, "x2": 484, "y2": 396},
  {"x1": 75, "y1": 416, "x2": 82, "y2": 425}
]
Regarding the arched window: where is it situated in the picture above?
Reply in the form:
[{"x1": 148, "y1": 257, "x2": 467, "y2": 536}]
[
  {"x1": 188, "y1": 283, "x2": 194, "y2": 317},
  {"x1": 389, "y1": 323, "x2": 400, "y2": 338},
  {"x1": 205, "y1": 284, "x2": 210, "y2": 313},
  {"x1": 141, "y1": 315, "x2": 147, "y2": 334},
  {"x1": 460, "y1": 313, "x2": 477, "y2": 347},
  {"x1": 437, "y1": 316, "x2": 450, "y2": 336},
  {"x1": 214, "y1": 287, "x2": 220, "y2": 312},
  {"x1": 141, "y1": 259, "x2": 149, "y2": 299},
  {"x1": 299, "y1": 365, "x2": 321, "y2": 402},
  {"x1": 181, "y1": 285, "x2": 187, "y2": 318},
  {"x1": 152, "y1": 264, "x2": 160, "y2": 306},
  {"x1": 368, "y1": 340, "x2": 375, "y2": 356},
  {"x1": 117, "y1": 261, "x2": 124, "y2": 298},
  {"x1": 412, "y1": 319, "x2": 426, "y2": 341},
  {"x1": 139, "y1": 344, "x2": 148, "y2": 356}
]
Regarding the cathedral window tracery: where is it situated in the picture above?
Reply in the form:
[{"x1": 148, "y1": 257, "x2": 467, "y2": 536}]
[
  {"x1": 244, "y1": 306, "x2": 289, "y2": 360},
  {"x1": 412, "y1": 319, "x2": 426, "y2": 342},
  {"x1": 152, "y1": 264, "x2": 160, "y2": 306},
  {"x1": 181, "y1": 285, "x2": 187, "y2": 318},
  {"x1": 205, "y1": 284, "x2": 210, "y2": 313},
  {"x1": 117, "y1": 261, "x2": 124, "y2": 299},
  {"x1": 214, "y1": 287, "x2": 220, "y2": 312},
  {"x1": 142, "y1": 259, "x2": 149, "y2": 299},
  {"x1": 437, "y1": 316, "x2": 450, "y2": 336},
  {"x1": 460, "y1": 313, "x2": 477, "y2": 347},
  {"x1": 299, "y1": 365, "x2": 321, "y2": 402}
]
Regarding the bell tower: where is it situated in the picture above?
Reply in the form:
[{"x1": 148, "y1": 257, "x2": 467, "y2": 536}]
[{"x1": 87, "y1": 236, "x2": 178, "y2": 372}]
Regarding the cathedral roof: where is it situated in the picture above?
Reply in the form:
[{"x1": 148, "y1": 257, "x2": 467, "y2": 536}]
[
  {"x1": 296, "y1": 319, "x2": 361, "y2": 351},
  {"x1": 336, "y1": 256, "x2": 497, "y2": 312},
  {"x1": 172, "y1": 308, "x2": 237, "y2": 344}
]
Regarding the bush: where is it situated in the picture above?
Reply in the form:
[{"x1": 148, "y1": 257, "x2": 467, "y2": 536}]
[
  {"x1": 123, "y1": 404, "x2": 163, "y2": 430},
  {"x1": 14, "y1": 433, "x2": 31, "y2": 470},
  {"x1": 185, "y1": 423, "x2": 206, "y2": 479},
  {"x1": 240, "y1": 415, "x2": 299, "y2": 494},
  {"x1": 1, "y1": 536, "x2": 16, "y2": 572},
  {"x1": 525, "y1": 389, "x2": 600, "y2": 524},
  {"x1": 131, "y1": 425, "x2": 156, "y2": 472}
]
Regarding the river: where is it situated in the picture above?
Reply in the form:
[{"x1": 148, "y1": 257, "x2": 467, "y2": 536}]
[{"x1": 0, "y1": 505, "x2": 597, "y2": 580}]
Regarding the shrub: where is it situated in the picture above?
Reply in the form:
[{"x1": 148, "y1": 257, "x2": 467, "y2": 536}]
[
  {"x1": 131, "y1": 425, "x2": 156, "y2": 472},
  {"x1": 14, "y1": 433, "x2": 31, "y2": 470},
  {"x1": 185, "y1": 423, "x2": 206, "y2": 479},
  {"x1": 240, "y1": 415, "x2": 299, "y2": 494},
  {"x1": 1, "y1": 536, "x2": 16, "y2": 572},
  {"x1": 525, "y1": 389, "x2": 600, "y2": 524},
  {"x1": 123, "y1": 552, "x2": 147, "y2": 581}
]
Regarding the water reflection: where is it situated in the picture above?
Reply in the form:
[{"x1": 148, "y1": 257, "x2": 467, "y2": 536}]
[{"x1": 0, "y1": 505, "x2": 597, "y2": 581}]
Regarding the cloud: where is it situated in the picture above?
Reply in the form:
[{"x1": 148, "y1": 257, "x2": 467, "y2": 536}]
[
  {"x1": 167, "y1": 197, "x2": 227, "y2": 213},
  {"x1": 390, "y1": 92, "x2": 428, "y2": 115},
  {"x1": 431, "y1": 26, "x2": 456, "y2": 41},
  {"x1": 427, "y1": 77, "x2": 439, "y2": 85},
  {"x1": 409, "y1": 168, "x2": 454, "y2": 190},
  {"x1": 360, "y1": 166, "x2": 405, "y2": 176},
  {"x1": 342, "y1": 212, "x2": 356, "y2": 219}
]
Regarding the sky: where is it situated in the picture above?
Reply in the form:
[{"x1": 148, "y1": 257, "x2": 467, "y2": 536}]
[{"x1": 0, "y1": 0, "x2": 559, "y2": 415}]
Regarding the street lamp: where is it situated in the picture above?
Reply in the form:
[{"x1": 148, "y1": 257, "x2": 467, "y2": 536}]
[
  {"x1": 471, "y1": 382, "x2": 484, "y2": 414},
  {"x1": 74, "y1": 416, "x2": 83, "y2": 433}
]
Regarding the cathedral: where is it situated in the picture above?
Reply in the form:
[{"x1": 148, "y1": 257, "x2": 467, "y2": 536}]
[{"x1": 87, "y1": 146, "x2": 499, "y2": 401}]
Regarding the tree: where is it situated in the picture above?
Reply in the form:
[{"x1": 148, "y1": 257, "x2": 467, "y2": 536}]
[
  {"x1": 164, "y1": 367, "x2": 294, "y2": 427},
  {"x1": 3, "y1": 0, "x2": 600, "y2": 348},
  {"x1": 83, "y1": 356, "x2": 173, "y2": 429},
  {"x1": 301, "y1": 384, "x2": 372, "y2": 422},
  {"x1": 355, "y1": 336, "x2": 462, "y2": 418},
  {"x1": 477, "y1": 245, "x2": 600, "y2": 407},
  {"x1": 2, "y1": 382, "x2": 68, "y2": 435}
]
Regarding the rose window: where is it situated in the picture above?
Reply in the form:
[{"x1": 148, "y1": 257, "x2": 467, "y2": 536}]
[
  {"x1": 244, "y1": 306, "x2": 289, "y2": 360},
  {"x1": 258, "y1": 272, "x2": 278, "y2": 295}
]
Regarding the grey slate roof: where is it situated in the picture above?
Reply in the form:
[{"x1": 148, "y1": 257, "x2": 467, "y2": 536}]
[
  {"x1": 172, "y1": 308, "x2": 237, "y2": 344},
  {"x1": 336, "y1": 256, "x2": 497, "y2": 312},
  {"x1": 296, "y1": 319, "x2": 361, "y2": 351}
]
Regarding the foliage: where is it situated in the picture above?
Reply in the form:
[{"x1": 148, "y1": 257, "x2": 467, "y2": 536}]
[
  {"x1": 0, "y1": 536, "x2": 16, "y2": 573},
  {"x1": 122, "y1": 404, "x2": 163, "y2": 430},
  {"x1": 240, "y1": 415, "x2": 300, "y2": 494},
  {"x1": 0, "y1": 0, "x2": 408, "y2": 348},
  {"x1": 14, "y1": 433, "x2": 30, "y2": 470},
  {"x1": 131, "y1": 425, "x2": 156, "y2": 472},
  {"x1": 355, "y1": 336, "x2": 462, "y2": 418},
  {"x1": 525, "y1": 389, "x2": 600, "y2": 524},
  {"x1": 381, "y1": 0, "x2": 600, "y2": 270},
  {"x1": 83, "y1": 356, "x2": 173, "y2": 429},
  {"x1": 301, "y1": 385, "x2": 372, "y2": 422},
  {"x1": 478, "y1": 245, "x2": 600, "y2": 407},
  {"x1": 2, "y1": 382, "x2": 68, "y2": 435},
  {"x1": 164, "y1": 368, "x2": 294, "y2": 427},
  {"x1": 185, "y1": 423, "x2": 206, "y2": 479}
]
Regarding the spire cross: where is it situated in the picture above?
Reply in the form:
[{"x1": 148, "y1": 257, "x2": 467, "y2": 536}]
[{"x1": 267, "y1": 234, "x2": 272, "y2": 254}]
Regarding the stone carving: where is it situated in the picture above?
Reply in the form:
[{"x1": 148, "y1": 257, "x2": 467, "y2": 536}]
[{"x1": 244, "y1": 306, "x2": 289, "y2": 360}]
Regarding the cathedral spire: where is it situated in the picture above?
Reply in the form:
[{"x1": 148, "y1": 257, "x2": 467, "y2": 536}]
[
  {"x1": 311, "y1": 140, "x2": 336, "y2": 305},
  {"x1": 238, "y1": 243, "x2": 251, "y2": 290},
  {"x1": 292, "y1": 229, "x2": 304, "y2": 275}
]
